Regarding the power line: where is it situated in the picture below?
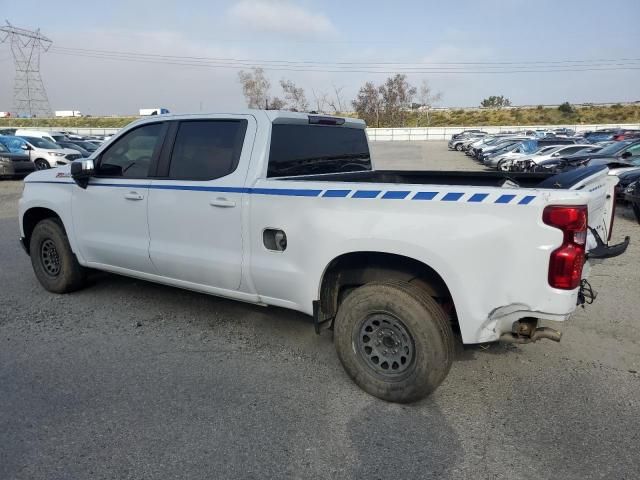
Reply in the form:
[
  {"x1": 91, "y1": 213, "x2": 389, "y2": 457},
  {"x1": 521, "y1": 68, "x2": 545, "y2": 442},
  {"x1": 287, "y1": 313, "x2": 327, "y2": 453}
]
[
  {"x1": 51, "y1": 45, "x2": 640, "y2": 67},
  {"x1": 49, "y1": 48, "x2": 640, "y2": 75}
]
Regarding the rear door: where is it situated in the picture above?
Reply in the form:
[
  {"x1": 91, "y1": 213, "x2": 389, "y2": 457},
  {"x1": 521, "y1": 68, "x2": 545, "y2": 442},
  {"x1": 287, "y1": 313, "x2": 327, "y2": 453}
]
[
  {"x1": 72, "y1": 122, "x2": 167, "y2": 273},
  {"x1": 147, "y1": 116, "x2": 255, "y2": 290}
]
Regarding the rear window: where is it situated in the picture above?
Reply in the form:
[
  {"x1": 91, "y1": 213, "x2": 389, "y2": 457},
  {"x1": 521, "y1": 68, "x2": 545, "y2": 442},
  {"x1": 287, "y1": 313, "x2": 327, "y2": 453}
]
[
  {"x1": 268, "y1": 124, "x2": 371, "y2": 177},
  {"x1": 168, "y1": 120, "x2": 247, "y2": 180}
]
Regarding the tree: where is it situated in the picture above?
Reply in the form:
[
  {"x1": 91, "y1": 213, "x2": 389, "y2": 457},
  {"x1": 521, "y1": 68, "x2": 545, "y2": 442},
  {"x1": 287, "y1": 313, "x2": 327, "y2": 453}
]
[
  {"x1": 238, "y1": 68, "x2": 271, "y2": 109},
  {"x1": 558, "y1": 102, "x2": 575, "y2": 115},
  {"x1": 268, "y1": 97, "x2": 286, "y2": 110},
  {"x1": 311, "y1": 89, "x2": 329, "y2": 113},
  {"x1": 378, "y1": 74, "x2": 417, "y2": 127},
  {"x1": 417, "y1": 79, "x2": 443, "y2": 126},
  {"x1": 280, "y1": 79, "x2": 308, "y2": 112},
  {"x1": 352, "y1": 81, "x2": 382, "y2": 127},
  {"x1": 328, "y1": 85, "x2": 346, "y2": 114},
  {"x1": 480, "y1": 95, "x2": 512, "y2": 109}
]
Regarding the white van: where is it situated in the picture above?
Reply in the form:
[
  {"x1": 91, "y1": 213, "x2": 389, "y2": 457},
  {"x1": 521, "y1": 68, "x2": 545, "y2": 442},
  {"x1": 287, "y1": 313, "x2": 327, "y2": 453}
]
[{"x1": 14, "y1": 129, "x2": 68, "y2": 143}]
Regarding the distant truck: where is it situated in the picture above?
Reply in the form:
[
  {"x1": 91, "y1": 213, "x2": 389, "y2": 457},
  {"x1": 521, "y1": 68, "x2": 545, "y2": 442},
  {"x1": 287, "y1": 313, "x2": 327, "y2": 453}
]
[
  {"x1": 139, "y1": 108, "x2": 170, "y2": 116},
  {"x1": 55, "y1": 111, "x2": 83, "y2": 118}
]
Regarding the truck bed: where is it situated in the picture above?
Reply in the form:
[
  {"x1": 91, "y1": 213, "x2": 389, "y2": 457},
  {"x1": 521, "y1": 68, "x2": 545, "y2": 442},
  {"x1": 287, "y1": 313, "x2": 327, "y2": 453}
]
[{"x1": 281, "y1": 165, "x2": 607, "y2": 190}]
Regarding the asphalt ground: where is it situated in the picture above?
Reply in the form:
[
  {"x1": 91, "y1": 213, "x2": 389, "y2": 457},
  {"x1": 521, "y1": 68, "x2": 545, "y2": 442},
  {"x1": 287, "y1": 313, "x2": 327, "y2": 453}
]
[{"x1": 1, "y1": 141, "x2": 639, "y2": 480}]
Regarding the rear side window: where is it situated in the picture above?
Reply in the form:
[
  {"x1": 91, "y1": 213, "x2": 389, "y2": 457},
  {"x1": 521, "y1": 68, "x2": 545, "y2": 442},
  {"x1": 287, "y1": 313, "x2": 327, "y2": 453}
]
[
  {"x1": 168, "y1": 120, "x2": 247, "y2": 180},
  {"x1": 268, "y1": 124, "x2": 371, "y2": 177}
]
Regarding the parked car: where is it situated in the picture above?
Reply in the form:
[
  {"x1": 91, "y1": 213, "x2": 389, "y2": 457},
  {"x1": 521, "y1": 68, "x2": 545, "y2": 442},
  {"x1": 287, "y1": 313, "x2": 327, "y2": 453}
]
[
  {"x1": 476, "y1": 137, "x2": 530, "y2": 162},
  {"x1": 17, "y1": 111, "x2": 628, "y2": 403},
  {"x1": 467, "y1": 135, "x2": 516, "y2": 158},
  {"x1": 0, "y1": 136, "x2": 82, "y2": 170},
  {"x1": 56, "y1": 140, "x2": 92, "y2": 158},
  {"x1": 0, "y1": 141, "x2": 35, "y2": 178},
  {"x1": 68, "y1": 140, "x2": 99, "y2": 152},
  {"x1": 612, "y1": 129, "x2": 640, "y2": 141},
  {"x1": 448, "y1": 132, "x2": 487, "y2": 151},
  {"x1": 625, "y1": 180, "x2": 640, "y2": 223},
  {"x1": 498, "y1": 144, "x2": 593, "y2": 171},
  {"x1": 615, "y1": 168, "x2": 640, "y2": 200},
  {"x1": 14, "y1": 129, "x2": 69, "y2": 143},
  {"x1": 583, "y1": 129, "x2": 623, "y2": 143}
]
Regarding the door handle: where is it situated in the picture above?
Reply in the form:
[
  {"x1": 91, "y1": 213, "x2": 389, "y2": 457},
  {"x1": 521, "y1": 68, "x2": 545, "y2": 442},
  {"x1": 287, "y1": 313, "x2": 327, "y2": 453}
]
[
  {"x1": 209, "y1": 197, "x2": 236, "y2": 208},
  {"x1": 124, "y1": 191, "x2": 144, "y2": 201}
]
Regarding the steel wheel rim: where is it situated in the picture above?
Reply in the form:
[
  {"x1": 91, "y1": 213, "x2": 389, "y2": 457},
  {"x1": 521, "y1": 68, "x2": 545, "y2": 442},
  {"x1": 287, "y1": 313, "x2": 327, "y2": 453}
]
[
  {"x1": 40, "y1": 239, "x2": 61, "y2": 276},
  {"x1": 354, "y1": 312, "x2": 415, "y2": 378}
]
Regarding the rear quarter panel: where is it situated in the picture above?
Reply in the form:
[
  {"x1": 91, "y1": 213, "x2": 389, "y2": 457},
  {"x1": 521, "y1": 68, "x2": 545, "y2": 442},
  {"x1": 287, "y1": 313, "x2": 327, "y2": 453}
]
[{"x1": 248, "y1": 179, "x2": 592, "y2": 343}]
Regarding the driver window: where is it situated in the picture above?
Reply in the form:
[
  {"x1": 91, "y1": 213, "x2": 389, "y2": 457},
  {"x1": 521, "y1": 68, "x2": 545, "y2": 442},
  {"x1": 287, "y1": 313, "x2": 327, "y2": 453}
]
[{"x1": 97, "y1": 123, "x2": 164, "y2": 178}]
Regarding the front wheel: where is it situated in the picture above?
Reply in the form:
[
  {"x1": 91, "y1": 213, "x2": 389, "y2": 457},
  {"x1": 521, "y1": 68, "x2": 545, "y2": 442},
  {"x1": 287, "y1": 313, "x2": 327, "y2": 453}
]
[
  {"x1": 29, "y1": 218, "x2": 87, "y2": 293},
  {"x1": 34, "y1": 159, "x2": 50, "y2": 170},
  {"x1": 334, "y1": 281, "x2": 454, "y2": 403},
  {"x1": 455, "y1": 144, "x2": 463, "y2": 151}
]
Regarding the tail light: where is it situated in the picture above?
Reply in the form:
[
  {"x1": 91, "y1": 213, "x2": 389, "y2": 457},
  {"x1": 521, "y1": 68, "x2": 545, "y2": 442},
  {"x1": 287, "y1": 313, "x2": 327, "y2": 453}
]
[{"x1": 543, "y1": 205, "x2": 588, "y2": 290}]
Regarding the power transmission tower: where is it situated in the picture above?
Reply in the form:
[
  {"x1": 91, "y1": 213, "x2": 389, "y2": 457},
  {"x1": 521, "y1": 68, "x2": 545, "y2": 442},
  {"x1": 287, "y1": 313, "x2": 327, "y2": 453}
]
[{"x1": 0, "y1": 21, "x2": 53, "y2": 118}]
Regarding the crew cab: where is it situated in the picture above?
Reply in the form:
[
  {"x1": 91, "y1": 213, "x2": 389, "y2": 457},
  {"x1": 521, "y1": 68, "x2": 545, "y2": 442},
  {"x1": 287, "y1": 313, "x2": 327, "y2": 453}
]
[{"x1": 18, "y1": 111, "x2": 629, "y2": 402}]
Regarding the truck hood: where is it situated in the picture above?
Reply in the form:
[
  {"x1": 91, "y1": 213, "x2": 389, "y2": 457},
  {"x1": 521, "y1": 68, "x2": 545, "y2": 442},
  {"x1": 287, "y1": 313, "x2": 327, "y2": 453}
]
[{"x1": 24, "y1": 163, "x2": 72, "y2": 182}]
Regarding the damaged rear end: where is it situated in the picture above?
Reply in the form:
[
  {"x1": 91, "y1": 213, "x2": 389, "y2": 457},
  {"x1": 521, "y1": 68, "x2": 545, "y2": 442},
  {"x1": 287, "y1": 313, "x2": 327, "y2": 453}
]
[{"x1": 500, "y1": 165, "x2": 629, "y2": 344}]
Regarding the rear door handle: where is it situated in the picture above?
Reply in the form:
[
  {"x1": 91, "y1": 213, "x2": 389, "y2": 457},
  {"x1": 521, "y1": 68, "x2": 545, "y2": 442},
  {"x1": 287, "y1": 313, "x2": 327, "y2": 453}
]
[
  {"x1": 124, "y1": 191, "x2": 144, "y2": 201},
  {"x1": 209, "y1": 197, "x2": 236, "y2": 208}
]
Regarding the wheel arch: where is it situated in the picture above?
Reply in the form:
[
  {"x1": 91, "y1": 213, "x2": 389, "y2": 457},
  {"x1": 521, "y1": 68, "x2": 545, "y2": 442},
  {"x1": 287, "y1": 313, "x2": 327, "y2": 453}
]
[
  {"x1": 317, "y1": 251, "x2": 458, "y2": 331},
  {"x1": 21, "y1": 207, "x2": 63, "y2": 254}
]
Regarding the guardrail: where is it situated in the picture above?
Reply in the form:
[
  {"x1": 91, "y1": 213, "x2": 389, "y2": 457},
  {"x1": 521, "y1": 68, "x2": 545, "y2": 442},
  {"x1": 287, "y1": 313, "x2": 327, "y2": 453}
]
[
  {"x1": 4, "y1": 123, "x2": 640, "y2": 141},
  {"x1": 366, "y1": 123, "x2": 640, "y2": 141}
]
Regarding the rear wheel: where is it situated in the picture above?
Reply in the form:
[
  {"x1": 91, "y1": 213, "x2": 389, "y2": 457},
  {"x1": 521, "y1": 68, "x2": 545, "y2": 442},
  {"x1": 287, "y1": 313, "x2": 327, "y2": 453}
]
[
  {"x1": 34, "y1": 159, "x2": 50, "y2": 170},
  {"x1": 29, "y1": 218, "x2": 86, "y2": 293},
  {"x1": 334, "y1": 281, "x2": 454, "y2": 403}
]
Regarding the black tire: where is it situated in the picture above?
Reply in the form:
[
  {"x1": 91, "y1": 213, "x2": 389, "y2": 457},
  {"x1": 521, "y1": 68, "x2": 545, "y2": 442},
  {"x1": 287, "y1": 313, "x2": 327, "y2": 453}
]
[
  {"x1": 334, "y1": 280, "x2": 454, "y2": 403},
  {"x1": 34, "y1": 159, "x2": 50, "y2": 170},
  {"x1": 29, "y1": 218, "x2": 86, "y2": 293},
  {"x1": 455, "y1": 144, "x2": 463, "y2": 151}
]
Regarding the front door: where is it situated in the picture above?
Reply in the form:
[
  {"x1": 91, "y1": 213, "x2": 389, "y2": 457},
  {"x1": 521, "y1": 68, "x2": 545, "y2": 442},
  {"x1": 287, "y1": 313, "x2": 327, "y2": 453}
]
[
  {"x1": 72, "y1": 122, "x2": 167, "y2": 273},
  {"x1": 147, "y1": 116, "x2": 255, "y2": 290}
]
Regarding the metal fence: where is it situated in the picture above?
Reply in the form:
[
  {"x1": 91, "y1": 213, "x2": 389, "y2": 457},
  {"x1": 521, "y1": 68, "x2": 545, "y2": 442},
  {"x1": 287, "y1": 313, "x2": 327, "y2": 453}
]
[
  {"x1": 366, "y1": 123, "x2": 640, "y2": 141},
  {"x1": 6, "y1": 123, "x2": 640, "y2": 141}
]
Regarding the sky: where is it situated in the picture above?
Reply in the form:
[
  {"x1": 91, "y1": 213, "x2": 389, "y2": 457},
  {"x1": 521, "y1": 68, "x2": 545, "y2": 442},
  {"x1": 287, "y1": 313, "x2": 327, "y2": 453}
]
[{"x1": 1, "y1": 0, "x2": 639, "y2": 115}]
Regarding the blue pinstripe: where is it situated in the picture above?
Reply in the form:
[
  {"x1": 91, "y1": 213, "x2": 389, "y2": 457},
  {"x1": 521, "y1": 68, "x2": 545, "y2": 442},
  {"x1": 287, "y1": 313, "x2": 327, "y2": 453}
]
[{"x1": 25, "y1": 180, "x2": 537, "y2": 205}]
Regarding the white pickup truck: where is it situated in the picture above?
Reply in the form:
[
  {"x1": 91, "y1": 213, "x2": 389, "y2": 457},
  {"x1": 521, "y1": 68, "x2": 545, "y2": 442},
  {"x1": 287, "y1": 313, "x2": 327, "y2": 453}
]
[{"x1": 18, "y1": 111, "x2": 629, "y2": 402}]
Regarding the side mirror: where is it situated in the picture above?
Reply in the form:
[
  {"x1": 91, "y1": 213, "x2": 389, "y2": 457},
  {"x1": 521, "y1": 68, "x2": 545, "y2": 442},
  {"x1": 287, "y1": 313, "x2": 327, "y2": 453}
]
[
  {"x1": 70, "y1": 159, "x2": 94, "y2": 189},
  {"x1": 21, "y1": 144, "x2": 31, "y2": 150},
  {"x1": 621, "y1": 151, "x2": 632, "y2": 159},
  {"x1": 552, "y1": 152, "x2": 560, "y2": 157}
]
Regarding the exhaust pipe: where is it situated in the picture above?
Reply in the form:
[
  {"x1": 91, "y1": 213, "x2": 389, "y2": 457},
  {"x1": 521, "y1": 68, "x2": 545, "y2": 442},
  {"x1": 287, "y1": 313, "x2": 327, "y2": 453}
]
[
  {"x1": 501, "y1": 327, "x2": 562, "y2": 344},
  {"x1": 500, "y1": 318, "x2": 562, "y2": 344}
]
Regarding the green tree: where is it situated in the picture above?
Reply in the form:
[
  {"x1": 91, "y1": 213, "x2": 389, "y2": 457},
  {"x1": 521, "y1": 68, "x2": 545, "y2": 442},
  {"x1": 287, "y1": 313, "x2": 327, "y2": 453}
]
[
  {"x1": 558, "y1": 102, "x2": 575, "y2": 115},
  {"x1": 480, "y1": 95, "x2": 512, "y2": 109}
]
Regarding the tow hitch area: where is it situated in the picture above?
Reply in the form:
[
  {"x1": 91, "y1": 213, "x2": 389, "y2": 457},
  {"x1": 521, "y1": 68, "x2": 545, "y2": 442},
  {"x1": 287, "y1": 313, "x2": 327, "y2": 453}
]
[{"x1": 500, "y1": 318, "x2": 562, "y2": 344}]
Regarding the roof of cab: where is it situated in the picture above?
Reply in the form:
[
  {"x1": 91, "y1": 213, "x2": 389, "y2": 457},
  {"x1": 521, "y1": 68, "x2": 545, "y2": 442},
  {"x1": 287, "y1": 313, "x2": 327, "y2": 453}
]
[{"x1": 126, "y1": 109, "x2": 366, "y2": 130}]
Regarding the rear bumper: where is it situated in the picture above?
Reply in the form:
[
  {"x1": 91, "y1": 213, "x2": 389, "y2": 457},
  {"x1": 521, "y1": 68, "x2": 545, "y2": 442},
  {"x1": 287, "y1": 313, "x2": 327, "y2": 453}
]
[{"x1": 587, "y1": 227, "x2": 630, "y2": 259}]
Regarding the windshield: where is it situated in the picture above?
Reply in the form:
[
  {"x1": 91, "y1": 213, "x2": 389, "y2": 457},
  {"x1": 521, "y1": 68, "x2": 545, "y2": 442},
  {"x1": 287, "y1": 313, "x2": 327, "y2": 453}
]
[
  {"x1": 597, "y1": 140, "x2": 635, "y2": 156},
  {"x1": 0, "y1": 143, "x2": 8, "y2": 153},
  {"x1": 536, "y1": 146, "x2": 558, "y2": 155},
  {"x1": 20, "y1": 136, "x2": 60, "y2": 149},
  {"x1": 0, "y1": 136, "x2": 26, "y2": 153}
]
